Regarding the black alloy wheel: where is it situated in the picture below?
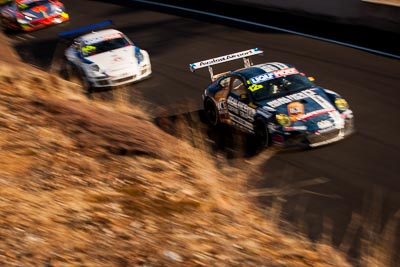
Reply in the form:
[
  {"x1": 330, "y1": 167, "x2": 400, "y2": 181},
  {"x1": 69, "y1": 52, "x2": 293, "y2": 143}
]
[
  {"x1": 254, "y1": 118, "x2": 270, "y2": 148},
  {"x1": 204, "y1": 98, "x2": 219, "y2": 126}
]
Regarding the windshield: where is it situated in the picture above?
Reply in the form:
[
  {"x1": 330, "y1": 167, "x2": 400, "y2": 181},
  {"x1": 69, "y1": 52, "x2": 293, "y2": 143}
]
[
  {"x1": 81, "y1": 37, "x2": 130, "y2": 57},
  {"x1": 17, "y1": 0, "x2": 48, "y2": 10},
  {"x1": 249, "y1": 73, "x2": 315, "y2": 101}
]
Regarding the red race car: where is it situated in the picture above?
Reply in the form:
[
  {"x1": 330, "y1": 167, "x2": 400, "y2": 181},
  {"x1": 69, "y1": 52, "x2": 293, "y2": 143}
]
[{"x1": 0, "y1": 0, "x2": 69, "y2": 31}]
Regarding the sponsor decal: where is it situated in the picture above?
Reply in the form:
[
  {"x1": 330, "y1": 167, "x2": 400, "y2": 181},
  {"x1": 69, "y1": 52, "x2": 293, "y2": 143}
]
[
  {"x1": 229, "y1": 113, "x2": 254, "y2": 133},
  {"x1": 190, "y1": 48, "x2": 262, "y2": 70},
  {"x1": 198, "y1": 49, "x2": 257, "y2": 67},
  {"x1": 297, "y1": 108, "x2": 335, "y2": 121},
  {"x1": 250, "y1": 68, "x2": 299, "y2": 84},
  {"x1": 216, "y1": 99, "x2": 228, "y2": 114},
  {"x1": 227, "y1": 96, "x2": 255, "y2": 121},
  {"x1": 267, "y1": 89, "x2": 316, "y2": 108},
  {"x1": 287, "y1": 102, "x2": 304, "y2": 122},
  {"x1": 250, "y1": 73, "x2": 274, "y2": 84},
  {"x1": 273, "y1": 68, "x2": 299, "y2": 78}
]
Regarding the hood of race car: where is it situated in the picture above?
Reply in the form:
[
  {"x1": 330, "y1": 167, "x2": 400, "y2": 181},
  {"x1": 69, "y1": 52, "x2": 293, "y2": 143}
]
[
  {"x1": 86, "y1": 46, "x2": 138, "y2": 75},
  {"x1": 20, "y1": 2, "x2": 62, "y2": 20},
  {"x1": 257, "y1": 87, "x2": 344, "y2": 132}
]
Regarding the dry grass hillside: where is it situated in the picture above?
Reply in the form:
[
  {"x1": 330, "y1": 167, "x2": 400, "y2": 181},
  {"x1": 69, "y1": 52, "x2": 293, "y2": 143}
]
[{"x1": 0, "y1": 32, "x2": 352, "y2": 266}]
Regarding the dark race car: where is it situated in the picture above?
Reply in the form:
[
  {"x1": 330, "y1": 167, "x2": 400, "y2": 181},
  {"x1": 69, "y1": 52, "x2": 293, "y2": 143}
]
[
  {"x1": 0, "y1": 0, "x2": 69, "y2": 31},
  {"x1": 190, "y1": 48, "x2": 354, "y2": 149}
]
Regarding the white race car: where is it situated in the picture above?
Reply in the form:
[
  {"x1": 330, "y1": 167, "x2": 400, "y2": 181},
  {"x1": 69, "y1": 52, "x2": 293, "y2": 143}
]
[{"x1": 60, "y1": 22, "x2": 151, "y2": 91}]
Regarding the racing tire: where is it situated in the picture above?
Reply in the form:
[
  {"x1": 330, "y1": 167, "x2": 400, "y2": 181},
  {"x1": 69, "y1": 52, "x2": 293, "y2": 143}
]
[
  {"x1": 80, "y1": 73, "x2": 93, "y2": 94},
  {"x1": 63, "y1": 61, "x2": 93, "y2": 94},
  {"x1": 204, "y1": 97, "x2": 219, "y2": 126},
  {"x1": 254, "y1": 118, "x2": 270, "y2": 148},
  {"x1": 63, "y1": 60, "x2": 80, "y2": 84}
]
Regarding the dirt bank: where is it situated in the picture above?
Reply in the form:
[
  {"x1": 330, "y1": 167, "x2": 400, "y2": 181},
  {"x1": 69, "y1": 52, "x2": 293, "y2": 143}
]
[{"x1": 0, "y1": 31, "x2": 352, "y2": 266}]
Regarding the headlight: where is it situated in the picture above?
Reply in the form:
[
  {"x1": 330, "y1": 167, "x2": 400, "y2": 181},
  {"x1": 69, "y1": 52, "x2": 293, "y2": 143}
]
[
  {"x1": 89, "y1": 64, "x2": 100, "y2": 72},
  {"x1": 135, "y1": 47, "x2": 144, "y2": 64},
  {"x1": 276, "y1": 114, "x2": 291, "y2": 126},
  {"x1": 335, "y1": 98, "x2": 349, "y2": 111}
]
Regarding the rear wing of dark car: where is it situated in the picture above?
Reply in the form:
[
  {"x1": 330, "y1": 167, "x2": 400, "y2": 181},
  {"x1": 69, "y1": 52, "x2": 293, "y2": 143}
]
[{"x1": 189, "y1": 48, "x2": 263, "y2": 81}]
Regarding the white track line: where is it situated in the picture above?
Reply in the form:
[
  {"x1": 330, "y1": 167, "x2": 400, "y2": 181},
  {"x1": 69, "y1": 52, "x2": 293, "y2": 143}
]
[{"x1": 130, "y1": 0, "x2": 400, "y2": 60}]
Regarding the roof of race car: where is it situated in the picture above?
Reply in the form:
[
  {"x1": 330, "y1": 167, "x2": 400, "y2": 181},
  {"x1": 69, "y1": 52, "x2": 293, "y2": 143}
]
[
  {"x1": 231, "y1": 62, "x2": 296, "y2": 79},
  {"x1": 77, "y1": 29, "x2": 126, "y2": 44}
]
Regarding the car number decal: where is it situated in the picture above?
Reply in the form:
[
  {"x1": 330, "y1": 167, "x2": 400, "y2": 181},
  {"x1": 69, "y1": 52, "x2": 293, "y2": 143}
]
[{"x1": 248, "y1": 84, "x2": 264, "y2": 92}]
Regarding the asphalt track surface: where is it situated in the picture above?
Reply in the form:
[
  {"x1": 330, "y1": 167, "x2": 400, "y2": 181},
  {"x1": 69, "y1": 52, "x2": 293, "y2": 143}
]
[{"x1": 6, "y1": 0, "x2": 400, "y2": 263}]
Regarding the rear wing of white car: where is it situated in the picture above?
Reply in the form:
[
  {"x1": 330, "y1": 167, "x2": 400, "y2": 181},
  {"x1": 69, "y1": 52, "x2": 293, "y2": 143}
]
[
  {"x1": 58, "y1": 20, "x2": 114, "y2": 39},
  {"x1": 189, "y1": 48, "x2": 263, "y2": 81}
]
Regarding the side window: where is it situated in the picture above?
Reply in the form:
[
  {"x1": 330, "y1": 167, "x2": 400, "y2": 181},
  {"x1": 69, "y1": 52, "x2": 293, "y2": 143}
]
[
  {"x1": 73, "y1": 40, "x2": 80, "y2": 50},
  {"x1": 214, "y1": 77, "x2": 230, "y2": 101},
  {"x1": 230, "y1": 77, "x2": 246, "y2": 97},
  {"x1": 219, "y1": 77, "x2": 230, "y2": 89}
]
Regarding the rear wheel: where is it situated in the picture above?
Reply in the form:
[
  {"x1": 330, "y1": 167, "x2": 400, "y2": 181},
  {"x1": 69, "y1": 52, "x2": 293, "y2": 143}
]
[{"x1": 204, "y1": 98, "x2": 219, "y2": 126}]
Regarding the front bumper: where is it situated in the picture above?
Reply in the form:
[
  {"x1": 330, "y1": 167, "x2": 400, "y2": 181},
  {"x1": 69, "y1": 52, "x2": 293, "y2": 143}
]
[
  {"x1": 88, "y1": 66, "x2": 152, "y2": 88},
  {"x1": 273, "y1": 117, "x2": 355, "y2": 148}
]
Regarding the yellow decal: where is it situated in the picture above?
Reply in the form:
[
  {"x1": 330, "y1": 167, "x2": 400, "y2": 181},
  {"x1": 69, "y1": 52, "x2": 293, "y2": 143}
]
[
  {"x1": 335, "y1": 98, "x2": 348, "y2": 111},
  {"x1": 82, "y1": 45, "x2": 96, "y2": 54},
  {"x1": 276, "y1": 114, "x2": 291, "y2": 126},
  {"x1": 248, "y1": 84, "x2": 264, "y2": 92},
  {"x1": 61, "y1": 12, "x2": 69, "y2": 19}
]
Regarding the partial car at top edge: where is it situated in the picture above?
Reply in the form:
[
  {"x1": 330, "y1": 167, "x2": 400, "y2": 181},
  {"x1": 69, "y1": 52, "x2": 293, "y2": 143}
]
[{"x1": 0, "y1": 0, "x2": 69, "y2": 32}]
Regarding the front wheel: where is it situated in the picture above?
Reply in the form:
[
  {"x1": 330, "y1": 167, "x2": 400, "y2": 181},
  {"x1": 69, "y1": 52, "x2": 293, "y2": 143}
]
[
  {"x1": 254, "y1": 118, "x2": 270, "y2": 148},
  {"x1": 204, "y1": 98, "x2": 219, "y2": 126},
  {"x1": 63, "y1": 62, "x2": 93, "y2": 94},
  {"x1": 80, "y1": 72, "x2": 93, "y2": 94}
]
